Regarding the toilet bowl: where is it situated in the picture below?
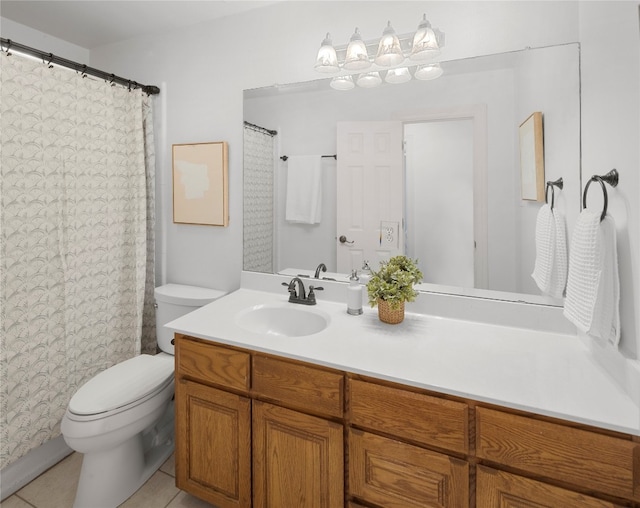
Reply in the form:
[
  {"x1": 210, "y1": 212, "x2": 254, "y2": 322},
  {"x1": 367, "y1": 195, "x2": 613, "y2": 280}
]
[{"x1": 61, "y1": 284, "x2": 226, "y2": 508}]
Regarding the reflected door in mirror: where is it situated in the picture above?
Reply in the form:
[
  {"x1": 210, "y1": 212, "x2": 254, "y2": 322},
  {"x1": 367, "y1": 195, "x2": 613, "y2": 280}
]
[{"x1": 336, "y1": 121, "x2": 404, "y2": 273}]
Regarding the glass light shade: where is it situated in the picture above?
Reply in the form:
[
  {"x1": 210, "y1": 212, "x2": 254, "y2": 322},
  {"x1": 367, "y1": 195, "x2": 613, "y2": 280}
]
[
  {"x1": 409, "y1": 14, "x2": 441, "y2": 61},
  {"x1": 343, "y1": 28, "x2": 371, "y2": 71},
  {"x1": 414, "y1": 62, "x2": 443, "y2": 80},
  {"x1": 314, "y1": 33, "x2": 340, "y2": 73},
  {"x1": 374, "y1": 21, "x2": 404, "y2": 67},
  {"x1": 330, "y1": 75, "x2": 355, "y2": 90},
  {"x1": 385, "y1": 67, "x2": 411, "y2": 84},
  {"x1": 356, "y1": 71, "x2": 382, "y2": 88}
]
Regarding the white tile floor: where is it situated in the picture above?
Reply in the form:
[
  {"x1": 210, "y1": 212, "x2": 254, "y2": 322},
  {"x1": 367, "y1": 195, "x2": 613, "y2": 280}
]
[{"x1": 1, "y1": 453, "x2": 215, "y2": 508}]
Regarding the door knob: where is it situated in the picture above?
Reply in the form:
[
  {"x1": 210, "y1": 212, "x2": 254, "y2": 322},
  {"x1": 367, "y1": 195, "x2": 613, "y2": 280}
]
[{"x1": 339, "y1": 235, "x2": 354, "y2": 244}]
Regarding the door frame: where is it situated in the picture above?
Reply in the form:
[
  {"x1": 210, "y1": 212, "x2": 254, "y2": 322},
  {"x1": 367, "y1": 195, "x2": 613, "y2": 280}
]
[{"x1": 392, "y1": 105, "x2": 488, "y2": 289}]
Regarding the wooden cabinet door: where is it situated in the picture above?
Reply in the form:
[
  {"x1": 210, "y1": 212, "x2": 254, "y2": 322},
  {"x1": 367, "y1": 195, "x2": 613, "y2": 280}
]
[
  {"x1": 476, "y1": 466, "x2": 622, "y2": 508},
  {"x1": 349, "y1": 429, "x2": 469, "y2": 508},
  {"x1": 175, "y1": 378, "x2": 251, "y2": 508},
  {"x1": 253, "y1": 400, "x2": 344, "y2": 508}
]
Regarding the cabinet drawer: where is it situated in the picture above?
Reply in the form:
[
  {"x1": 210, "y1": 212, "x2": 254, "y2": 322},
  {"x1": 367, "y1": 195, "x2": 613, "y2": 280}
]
[
  {"x1": 176, "y1": 335, "x2": 250, "y2": 392},
  {"x1": 476, "y1": 407, "x2": 639, "y2": 501},
  {"x1": 477, "y1": 466, "x2": 621, "y2": 508},
  {"x1": 349, "y1": 378, "x2": 468, "y2": 454},
  {"x1": 349, "y1": 429, "x2": 469, "y2": 508},
  {"x1": 252, "y1": 355, "x2": 343, "y2": 418}
]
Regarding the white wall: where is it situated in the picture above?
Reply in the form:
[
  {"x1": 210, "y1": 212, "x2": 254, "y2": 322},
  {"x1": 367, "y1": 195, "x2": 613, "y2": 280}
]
[
  {"x1": 2, "y1": 2, "x2": 638, "y2": 358},
  {"x1": 579, "y1": 1, "x2": 640, "y2": 360},
  {"x1": 85, "y1": 1, "x2": 580, "y2": 294}
]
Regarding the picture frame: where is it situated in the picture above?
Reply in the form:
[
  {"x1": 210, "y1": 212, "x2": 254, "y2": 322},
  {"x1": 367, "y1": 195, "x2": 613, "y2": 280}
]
[
  {"x1": 519, "y1": 112, "x2": 545, "y2": 201},
  {"x1": 172, "y1": 141, "x2": 229, "y2": 226}
]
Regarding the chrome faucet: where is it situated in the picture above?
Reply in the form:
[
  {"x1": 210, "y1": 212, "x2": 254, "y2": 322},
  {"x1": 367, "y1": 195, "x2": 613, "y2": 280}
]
[
  {"x1": 282, "y1": 277, "x2": 323, "y2": 305},
  {"x1": 314, "y1": 263, "x2": 327, "y2": 279}
]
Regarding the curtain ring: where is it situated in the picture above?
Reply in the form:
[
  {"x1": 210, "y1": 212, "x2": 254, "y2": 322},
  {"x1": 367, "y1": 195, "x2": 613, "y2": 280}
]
[
  {"x1": 5, "y1": 39, "x2": 12, "y2": 55},
  {"x1": 45, "y1": 53, "x2": 54, "y2": 68}
]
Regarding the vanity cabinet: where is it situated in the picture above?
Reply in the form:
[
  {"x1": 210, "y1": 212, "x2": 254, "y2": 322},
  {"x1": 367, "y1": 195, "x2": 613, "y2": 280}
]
[
  {"x1": 475, "y1": 406, "x2": 640, "y2": 504},
  {"x1": 175, "y1": 337, "x2": 252, "y2": 508},
  {"x1": 175, "y1": 333, "x2": 640, "y2": 508},
  {"x1": 175, "y1": 334, "x2": 344, "y2": 508},
  {"x1": 348, "y1": 378, "x2": 470, "y2": 508}
]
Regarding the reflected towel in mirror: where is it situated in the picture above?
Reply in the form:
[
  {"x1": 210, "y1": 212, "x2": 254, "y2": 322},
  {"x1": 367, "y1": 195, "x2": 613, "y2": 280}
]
[
  {"x1": 285, "y1": 155, "x2": 322, "y2": 224},
  {"x1": 532, "y1": 204, "x2": 568, "y2": 298}
]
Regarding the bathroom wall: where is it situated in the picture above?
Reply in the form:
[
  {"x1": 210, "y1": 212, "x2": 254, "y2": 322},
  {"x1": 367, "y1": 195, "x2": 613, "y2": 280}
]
[
  {"x1": 2, "y1": 2, "x2": 637, "y2": 356},
  {"x1": 88, "y1": 1, "x2": 640, "y2": 359}
]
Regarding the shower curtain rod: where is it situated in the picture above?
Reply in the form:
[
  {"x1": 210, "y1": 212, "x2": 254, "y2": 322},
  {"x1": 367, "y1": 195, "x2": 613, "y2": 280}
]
[
  {"x1": 1, "y1": 38, "x2": 160, "y2": 95},
  {"x1": 244, "y1": 121, "x2": 277, "y2": 136}
]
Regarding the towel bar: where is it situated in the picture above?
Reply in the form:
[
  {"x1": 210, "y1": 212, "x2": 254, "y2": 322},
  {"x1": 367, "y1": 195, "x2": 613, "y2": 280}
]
[
  {"x1": 545, "y1": 177, "x2": 563, "y2": 210},
  {"x1": 280, "y1": 154, "x2": 337, "y2": 161},
  {"x1": 582, "y1": 169, "x2": 619, "y2": 221}
]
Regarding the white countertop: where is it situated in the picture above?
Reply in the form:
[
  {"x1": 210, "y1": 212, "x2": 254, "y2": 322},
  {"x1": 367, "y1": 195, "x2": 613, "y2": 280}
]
[{"x1": 167, "y1": 284, "x2": 640, "y2": 436}]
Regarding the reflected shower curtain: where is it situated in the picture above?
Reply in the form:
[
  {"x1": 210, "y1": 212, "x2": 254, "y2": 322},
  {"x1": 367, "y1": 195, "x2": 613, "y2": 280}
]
[
  {"x1": 243, "y1": 124, "x2": 275, "y2": 272},
  {"x1": 0, "y1": 52, "x2": 156, "y2": 469}
]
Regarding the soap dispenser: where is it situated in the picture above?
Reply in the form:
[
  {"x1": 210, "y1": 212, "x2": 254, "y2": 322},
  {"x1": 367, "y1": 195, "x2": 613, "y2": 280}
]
[{"x1": 347, "y1": 269, "x2": 363, "y2": 315}]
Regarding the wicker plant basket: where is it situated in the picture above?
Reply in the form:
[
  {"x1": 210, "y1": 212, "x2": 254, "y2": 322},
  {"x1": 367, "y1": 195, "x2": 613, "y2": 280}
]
[{"x1": 377, "y1": 299, "x2": 405, "y2": 324}]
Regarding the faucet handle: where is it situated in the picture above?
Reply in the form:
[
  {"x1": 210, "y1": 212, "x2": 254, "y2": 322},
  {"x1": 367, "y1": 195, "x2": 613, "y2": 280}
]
[
  {"x1": 307, "y1": 285, "x2": 323, "y2": 304},
  {"x1": 282, "y1": 281, "x2": 297, "y2": 298}
]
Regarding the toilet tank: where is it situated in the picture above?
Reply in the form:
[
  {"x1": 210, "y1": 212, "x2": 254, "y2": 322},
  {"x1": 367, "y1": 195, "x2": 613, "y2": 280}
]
[{"x1": 154, "y1": 284, "x2": 227, "y2": 354}]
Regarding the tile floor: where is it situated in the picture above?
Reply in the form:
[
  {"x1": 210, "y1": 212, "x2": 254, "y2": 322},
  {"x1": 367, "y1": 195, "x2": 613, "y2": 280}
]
[{"x1": 1, "y1": 453, "x2": 215, "y2": 508}]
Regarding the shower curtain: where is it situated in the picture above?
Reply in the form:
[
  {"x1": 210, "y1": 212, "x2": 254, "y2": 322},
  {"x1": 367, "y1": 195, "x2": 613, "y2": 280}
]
[
  {"x1": 243, "y1": 124, "x2": 275, "y2": 273},
  {"x1": 0, "y1": 51, "x2": 157, "y2": 469}
]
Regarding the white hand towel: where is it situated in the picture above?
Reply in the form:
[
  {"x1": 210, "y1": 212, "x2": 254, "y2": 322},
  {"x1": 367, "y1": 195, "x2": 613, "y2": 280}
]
[
  {"x1": 563, "y1": 210, "x2": 620, "y2": 345},
  {"x1": 285, "y1": 155, "x2": 322, "y2": 224},
  {"x1": 531, "y1": 204, "x2": 568, "y2": 298}
]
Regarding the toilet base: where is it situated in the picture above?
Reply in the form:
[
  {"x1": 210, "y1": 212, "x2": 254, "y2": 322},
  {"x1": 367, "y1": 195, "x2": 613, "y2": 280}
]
[{"x1": 72, "y1": 402, "x2": 175, "y2": 508}]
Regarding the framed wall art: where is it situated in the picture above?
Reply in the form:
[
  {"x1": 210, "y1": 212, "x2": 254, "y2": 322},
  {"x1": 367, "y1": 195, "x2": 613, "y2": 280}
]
[
  {"x1": 519, "y1": 112, "x2": 545, "y2": 201},
  {"x1": 172, "y1": 141, "x2": 229, "y2": 226}
]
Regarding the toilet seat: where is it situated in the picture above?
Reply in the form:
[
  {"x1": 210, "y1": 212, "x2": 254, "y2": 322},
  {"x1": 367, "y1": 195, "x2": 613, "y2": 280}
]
[{"x1": 67, "y1": 354, "x2": 174, "y2": 421}]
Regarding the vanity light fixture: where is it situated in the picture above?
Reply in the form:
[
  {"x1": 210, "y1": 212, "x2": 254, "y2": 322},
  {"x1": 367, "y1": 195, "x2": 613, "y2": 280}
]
[
  {"x1": 343, "y1": 28, "x2": 371, "y2": 71},
  {"x1": 314, "y1": 14, "x2": 445, "y2": 90},
  {"x1": 374, "y1": 22, "x2": 404, "y2": 67},
  {"x1": 314, "y1": 33, "x2": 339, "y2": 73}
]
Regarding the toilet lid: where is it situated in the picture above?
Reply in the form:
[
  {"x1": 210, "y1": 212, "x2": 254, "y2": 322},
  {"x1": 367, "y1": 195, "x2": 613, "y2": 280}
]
[{"x1": 69, "y1": 354, "x2": 174, "y2": 416}]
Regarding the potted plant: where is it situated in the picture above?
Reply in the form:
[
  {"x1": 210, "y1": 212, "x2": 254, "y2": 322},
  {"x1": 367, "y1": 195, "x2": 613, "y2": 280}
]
[{"x1": 366, "y1": 255, "x2": 424, "y2": 324}]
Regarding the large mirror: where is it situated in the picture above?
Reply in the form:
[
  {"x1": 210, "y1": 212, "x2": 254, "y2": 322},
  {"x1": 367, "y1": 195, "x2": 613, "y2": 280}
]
[{"x1": 243, "y1": 43, "x2": 581, "y2": 306}]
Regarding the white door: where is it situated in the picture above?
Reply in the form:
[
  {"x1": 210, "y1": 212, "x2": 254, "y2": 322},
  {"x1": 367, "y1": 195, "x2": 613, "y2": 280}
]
[{"x1": 336, "y1": 121, "x2": 404, "y2": 273}]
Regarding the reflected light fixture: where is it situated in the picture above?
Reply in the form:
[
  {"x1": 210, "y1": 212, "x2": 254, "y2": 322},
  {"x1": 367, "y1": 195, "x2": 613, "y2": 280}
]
[
  {"x1": 314, "y1": 14, "x2": 445, "y2": 90},
  {"x1": 414, "y1": 62, "x2": 443, "y2": 80},
  {"x1": 356, "y1": 72, "x2": 382, "y2": 88},
  {"x1": 330, "y1": 75, "x2": 355, "y2": 90},
  {"x1": 385, "y1": 67, "x2": 411, "y2": 84}
]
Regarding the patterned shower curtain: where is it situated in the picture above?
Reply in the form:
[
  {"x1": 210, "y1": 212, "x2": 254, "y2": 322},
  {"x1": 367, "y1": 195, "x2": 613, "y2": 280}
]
[
  {"x1": 243, "y1": 124, "x2": 275, "y2": 273},
  {"x1": 0, "y1": 51, "x2": 157, "y2": 469}
]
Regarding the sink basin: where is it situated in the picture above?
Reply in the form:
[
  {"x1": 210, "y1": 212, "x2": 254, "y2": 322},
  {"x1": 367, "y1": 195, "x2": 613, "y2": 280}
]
[{"x1": 236, "y1": 304, "x2": 330, "y2": 337}]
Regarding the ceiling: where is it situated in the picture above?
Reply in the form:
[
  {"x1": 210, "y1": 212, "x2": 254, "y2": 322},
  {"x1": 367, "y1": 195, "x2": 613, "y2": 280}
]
[{"x1": 0, "y1": 1, "x2": 278, "y2": 49}]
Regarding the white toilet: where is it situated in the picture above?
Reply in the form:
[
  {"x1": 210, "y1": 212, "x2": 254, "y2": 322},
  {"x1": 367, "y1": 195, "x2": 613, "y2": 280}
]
[{"x1": 61, "y1": 284, "x2": 226, "y2": 508}]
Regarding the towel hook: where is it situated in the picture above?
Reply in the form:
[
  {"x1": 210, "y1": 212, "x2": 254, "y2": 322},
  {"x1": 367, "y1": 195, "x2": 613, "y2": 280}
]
[
  {"x1": 545, "y1": 177, "x2": 563, "y2": 210},
  {"x1": 582, "y1": 169, "x2": 619, "y2": 221}
]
